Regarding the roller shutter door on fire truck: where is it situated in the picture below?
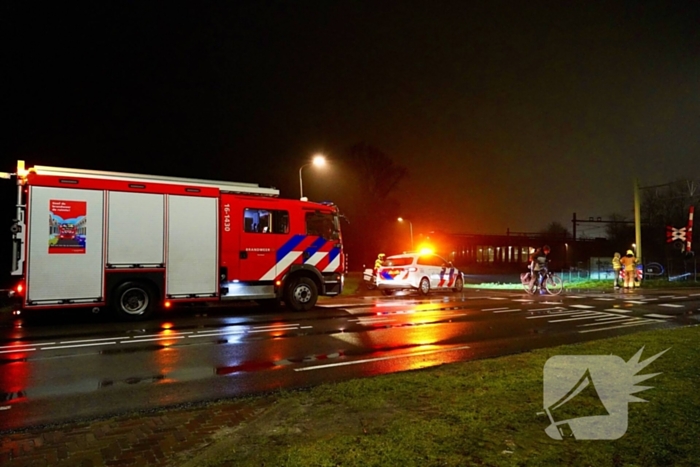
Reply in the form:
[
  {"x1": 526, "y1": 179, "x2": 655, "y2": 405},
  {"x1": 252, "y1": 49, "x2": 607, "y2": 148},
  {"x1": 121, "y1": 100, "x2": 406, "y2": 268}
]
[
  {"x1": 166, "y1": 195, "x2": 218, "y2": 297},
  {"x1": 27, "y1": 187, "x2": 104, "y2": 303}
]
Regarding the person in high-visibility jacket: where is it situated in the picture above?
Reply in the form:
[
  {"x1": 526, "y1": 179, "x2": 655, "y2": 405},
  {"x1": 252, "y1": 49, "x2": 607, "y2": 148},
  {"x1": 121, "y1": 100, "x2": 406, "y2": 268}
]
[
  {"x1": 612, "y1": 252, "x2": 622, "y2": 289},
  {"x1": 374, "y1": 253, "x2": 386, "y2": 276},
  {"x1": 620, "y1": 250, "x2": 637, "y2": 289}
]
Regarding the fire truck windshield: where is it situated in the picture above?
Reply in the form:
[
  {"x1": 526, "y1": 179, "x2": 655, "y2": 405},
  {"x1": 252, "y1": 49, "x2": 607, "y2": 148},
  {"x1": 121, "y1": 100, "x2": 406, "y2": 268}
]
[{"x1": 306, "y1": 211, "x2": 340, "y2": 241}]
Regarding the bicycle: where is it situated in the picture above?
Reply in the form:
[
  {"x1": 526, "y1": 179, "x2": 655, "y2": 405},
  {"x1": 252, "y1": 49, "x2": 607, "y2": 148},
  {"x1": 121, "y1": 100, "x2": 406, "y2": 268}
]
[{"x1": 521, "y1": 270, "x2": 564, "y2": 295}]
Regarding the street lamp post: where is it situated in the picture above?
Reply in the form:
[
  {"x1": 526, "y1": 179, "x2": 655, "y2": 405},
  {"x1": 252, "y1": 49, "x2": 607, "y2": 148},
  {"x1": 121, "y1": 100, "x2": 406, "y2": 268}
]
[
  {"x1": 397, "y1": 217, "x2": 413, "y2": 250},
  {"x1": 299, "y1": 154, "x2": 326, "y2": 199}
]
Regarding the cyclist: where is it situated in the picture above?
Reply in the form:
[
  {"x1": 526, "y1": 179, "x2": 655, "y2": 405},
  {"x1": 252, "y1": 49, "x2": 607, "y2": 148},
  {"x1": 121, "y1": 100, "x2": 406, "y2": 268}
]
[{"x1": 529, "y1": 245, "x2": 551, "y2": 294}]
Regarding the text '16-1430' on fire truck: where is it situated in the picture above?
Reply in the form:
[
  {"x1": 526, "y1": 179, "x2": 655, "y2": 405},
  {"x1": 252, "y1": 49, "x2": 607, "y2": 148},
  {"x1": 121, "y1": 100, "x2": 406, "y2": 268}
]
[{"x1": 2, "y1": 161, "x2": 345, "y2": 320}]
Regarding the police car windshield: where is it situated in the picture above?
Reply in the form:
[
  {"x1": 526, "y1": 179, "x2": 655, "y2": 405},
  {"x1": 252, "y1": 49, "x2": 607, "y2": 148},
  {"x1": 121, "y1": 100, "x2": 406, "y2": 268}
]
[{"x1": 385, "y1": 257, "x2": 413, "y2": 267}]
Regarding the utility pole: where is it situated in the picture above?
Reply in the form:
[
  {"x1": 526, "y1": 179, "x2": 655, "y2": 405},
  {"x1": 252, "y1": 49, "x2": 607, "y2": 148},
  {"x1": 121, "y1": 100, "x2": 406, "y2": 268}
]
[{"x1": 634, "y1": 178, "x2": 642, "y2": 264}]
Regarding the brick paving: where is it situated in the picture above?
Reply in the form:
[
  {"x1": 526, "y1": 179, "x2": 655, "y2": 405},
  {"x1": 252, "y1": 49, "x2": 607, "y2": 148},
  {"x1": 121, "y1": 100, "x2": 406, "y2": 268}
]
[{"x1": 0, "y1": 398, "x2": 272, "y2": 466}]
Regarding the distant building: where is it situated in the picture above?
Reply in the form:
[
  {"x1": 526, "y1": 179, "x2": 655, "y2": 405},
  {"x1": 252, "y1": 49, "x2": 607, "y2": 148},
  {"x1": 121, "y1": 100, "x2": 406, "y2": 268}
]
[{"x1": 424, "y1": 229, "x2": 610, "y2": 273}]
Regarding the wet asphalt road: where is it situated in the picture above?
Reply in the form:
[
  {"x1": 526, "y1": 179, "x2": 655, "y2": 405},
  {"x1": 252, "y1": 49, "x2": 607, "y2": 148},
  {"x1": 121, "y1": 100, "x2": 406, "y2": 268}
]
[{"x1": 1, "y1": 288, "x2": 699, "y2": 432}]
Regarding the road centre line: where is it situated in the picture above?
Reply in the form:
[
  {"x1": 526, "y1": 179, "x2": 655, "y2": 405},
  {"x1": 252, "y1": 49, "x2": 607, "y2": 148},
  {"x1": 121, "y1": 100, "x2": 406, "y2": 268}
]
[
  {"x1": 120, "y1": 336, "x2": 185, "y2": 344},
  {"x1": 132, "y1": 331, "x2": 194, "y2": 338},
  {"x1": 253, "y1": 323, "x2": 299, "y2": 329},
  {"x1": 59, "y1": 336, "x2": 130, "y2": 344},
  {"x1": 294, "y1": 345, "x2": 472, "y2": 372},
  {"x1": 526, "y1": 311, "x2": 598, "y2": 319},
  {"x1": 659, "y1": 304, "x2": 684, "y2": 308},
  {"x1": 43, "y1": 342, "x2": 117, "y2": 350},
  {"x1": 0, "y1": 348, "x2": 36, "y2": 354},
  {"x1": 0, "y1": 342, "x2": 56, "y2": 350},
  {"x1": 548, "y1": 313, "x2": 609, "y2": 323},
  {"x1": 578, "y1": 320, "x2": 657, "y2": 333},
  {"x1": 594, "y1": 315, "x2": 637, "y2": 322},
  {"x1": 580, "y1": 318, "x2": 638, "y2": 326}
]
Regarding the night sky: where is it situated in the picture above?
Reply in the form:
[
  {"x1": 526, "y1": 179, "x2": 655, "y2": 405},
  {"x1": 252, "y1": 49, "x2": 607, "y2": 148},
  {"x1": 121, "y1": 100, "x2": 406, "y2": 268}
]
[{"x1": 5, "y1": 1, "x2": 699, "y2": 239}]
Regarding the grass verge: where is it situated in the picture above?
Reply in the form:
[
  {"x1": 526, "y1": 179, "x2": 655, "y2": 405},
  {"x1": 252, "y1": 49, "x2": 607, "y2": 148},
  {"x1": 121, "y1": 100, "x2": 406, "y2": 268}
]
[{"x1": 184, "y1": 325, "x2": 700, "y2": 467}]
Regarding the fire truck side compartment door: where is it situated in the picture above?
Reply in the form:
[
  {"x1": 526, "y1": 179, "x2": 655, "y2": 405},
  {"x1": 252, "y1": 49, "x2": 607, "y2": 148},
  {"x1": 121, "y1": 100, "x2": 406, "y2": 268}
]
[
  {"x1": 27, "y1": 187, "x2": 104, "y2": 302},
  {"x1": 107, "y1": 191, "x2": 164, "y2": 266},
  {"x1": 166, "y1": 195, "x2": 218, "y2": 296}
]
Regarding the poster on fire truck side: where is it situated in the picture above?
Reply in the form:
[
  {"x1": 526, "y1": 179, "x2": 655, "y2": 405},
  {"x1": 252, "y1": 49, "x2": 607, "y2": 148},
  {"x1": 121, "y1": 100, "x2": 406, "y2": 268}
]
[{"x1": 49, "y1": 200, "x2": 87, "y2": 254}]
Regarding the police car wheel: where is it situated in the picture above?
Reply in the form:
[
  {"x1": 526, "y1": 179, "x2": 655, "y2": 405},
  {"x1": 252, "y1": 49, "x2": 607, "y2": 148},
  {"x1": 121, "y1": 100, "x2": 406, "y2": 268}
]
[
  {"x1": 419, "y1": 277, "x2": 430, "y2": 295},
  {"x1": 452, "y1": 277, "x2": 464, "y2": 293},
  {"x1": 285, "y1": 277, "x2": 318, "y2": 312},
  {"x1": 113, "y1": 281, "x2": 154, "y2": 321}
]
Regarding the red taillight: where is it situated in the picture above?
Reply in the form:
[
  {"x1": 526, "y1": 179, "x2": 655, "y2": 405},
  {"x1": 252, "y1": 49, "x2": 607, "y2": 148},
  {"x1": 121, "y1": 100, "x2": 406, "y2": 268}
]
[
  {"x1": 164, "y1": 301, "x2": 172, "y2": 308},
  {"x1": 15, "y1": 283, "x2": 24, "y2": 294}
]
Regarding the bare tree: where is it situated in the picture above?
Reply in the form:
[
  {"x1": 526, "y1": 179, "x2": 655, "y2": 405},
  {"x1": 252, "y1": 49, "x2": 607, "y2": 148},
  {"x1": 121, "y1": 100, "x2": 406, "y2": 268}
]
[{"x1": 333, "y1": 143, "x2": 409, "y2": 267}]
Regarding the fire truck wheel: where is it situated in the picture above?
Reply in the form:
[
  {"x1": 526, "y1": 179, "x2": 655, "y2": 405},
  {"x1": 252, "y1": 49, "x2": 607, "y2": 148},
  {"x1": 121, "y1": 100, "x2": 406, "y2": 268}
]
[
  {"x1": 113, "y1": 282, "x2": 154, "y2": 320},
  {"x1": 285, "y1": 277, "x2": 318, "y2": 311}
]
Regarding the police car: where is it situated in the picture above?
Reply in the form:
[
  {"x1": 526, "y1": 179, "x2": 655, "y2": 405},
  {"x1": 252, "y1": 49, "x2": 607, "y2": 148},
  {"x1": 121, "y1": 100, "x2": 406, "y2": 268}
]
[{"x1": 376, "y1": 252, "x2": 464, "y2": 296}]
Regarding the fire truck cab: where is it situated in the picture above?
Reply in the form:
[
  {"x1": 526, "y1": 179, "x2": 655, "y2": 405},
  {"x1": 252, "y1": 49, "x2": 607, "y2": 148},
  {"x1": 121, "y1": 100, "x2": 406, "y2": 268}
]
[{"x1": 3, "y1": 161, "x2": 344, "y2": 320}]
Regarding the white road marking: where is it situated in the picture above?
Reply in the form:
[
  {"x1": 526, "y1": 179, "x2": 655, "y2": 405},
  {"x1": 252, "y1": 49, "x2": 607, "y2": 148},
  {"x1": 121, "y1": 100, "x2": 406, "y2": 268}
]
[
  {"x1": 527, "y1": 311, "x2": 595, "y2": 319},
  {"x1": 578, "y1": 321, "x2": 658, "y2": 333},
  {"x1": 132, "y1": 332, "x2": 194, "y2": 338},
  {"x1": 294, "y1": 345, "x2": 472, "y2": 372},
  {"x1": 493, "y1": 309, "x2": 522, "y2": 313},
  {"x1": 595, "y1": 315, "x2": 636, "y2": 322},
  {"x1": 119, "y1": 336, "x2": 185, "y2": 344},
  {"x1": 659, "y1": 304, "x2": 684, "y2": 308},
  {"x1": 0, "y1": 342, "x2": 56, "y2": 350},
  {"x1": 604, "y1": 308, "x2": 632, "y2": 313},
  {"x1": 60, "y1": 336, "x2": 130, "y2": 344},
  {"x1": 579, "y1": 318, "x2": 637, "y2": 326},
  {"x1": 690, "y1": 293, "x2": 700, "y2": 297},
  {"x1": 570, "y1": 304, "x2": 595, "y2": 309},
  {"x1": 624, "y1": 301, "x2": 647, "y2": 305},
  {"x1": 644, "y1": 314, "x2": 674, "y2": 319},
  {"x1": 0, "y1": 347, "x2": 36, "y2": 354},
  {"x1": 594, "y1": 298, "x2": 615, "y2": 301},
  {"x1": 482, "y1": 307, "x2": 509, "y2": 311},
  {"x1": 487, "y1": 297, "x2": 507, "y2": 300},
  {"x1": 252, "y1": 324, "x2": 300, "y2": 330},
  {"x1": 0, "y1": 406, "x2": 11, "y2": 411},
  {"x1": 43, "y1": 342, "x2": 117, "y2": 350},
  {"x1": 548, "y1": 313, "x2": 606, "y2": 323}
]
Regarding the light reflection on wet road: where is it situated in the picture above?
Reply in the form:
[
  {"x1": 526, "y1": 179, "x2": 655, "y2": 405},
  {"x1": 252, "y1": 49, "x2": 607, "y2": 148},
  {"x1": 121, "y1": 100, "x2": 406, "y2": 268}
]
[{"x1": 0, "y1": 289, "x2": 698, "y2": 431}]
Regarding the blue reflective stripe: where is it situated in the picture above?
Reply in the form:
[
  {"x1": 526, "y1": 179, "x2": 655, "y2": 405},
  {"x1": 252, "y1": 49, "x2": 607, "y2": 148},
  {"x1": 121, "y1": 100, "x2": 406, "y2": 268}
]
[
  {"x1": 327, "y1": 246, "x2": 341, "y2": 265},
  {"x1": 303, "y1": 237, "x2": 328, "y2": 263},
  {"x1": 276, "y1": 234, "x2": 307, "y2": 262}
]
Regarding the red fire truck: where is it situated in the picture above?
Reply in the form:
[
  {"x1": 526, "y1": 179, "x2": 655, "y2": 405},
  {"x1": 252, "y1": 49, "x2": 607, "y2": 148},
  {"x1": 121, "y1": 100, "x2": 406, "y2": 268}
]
[{"x1": 3, "y1": 161, "x2": 344, "y2": 320}]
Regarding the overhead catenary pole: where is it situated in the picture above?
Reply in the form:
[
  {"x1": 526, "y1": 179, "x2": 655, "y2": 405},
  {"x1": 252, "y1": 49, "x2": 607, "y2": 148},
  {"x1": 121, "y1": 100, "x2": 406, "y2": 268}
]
[{"x1": 634, "y1": 178, "x2": 642, "y2": 265}]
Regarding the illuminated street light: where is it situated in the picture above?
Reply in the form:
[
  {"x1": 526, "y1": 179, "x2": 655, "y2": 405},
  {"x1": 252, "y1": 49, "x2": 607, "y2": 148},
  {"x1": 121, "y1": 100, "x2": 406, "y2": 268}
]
[
  {"x1": 299, "y1": 154, "x2": 326, "y2": 199},
  {"x1": 397, "y1": 217, "x2": 414, "y2": 250}
]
